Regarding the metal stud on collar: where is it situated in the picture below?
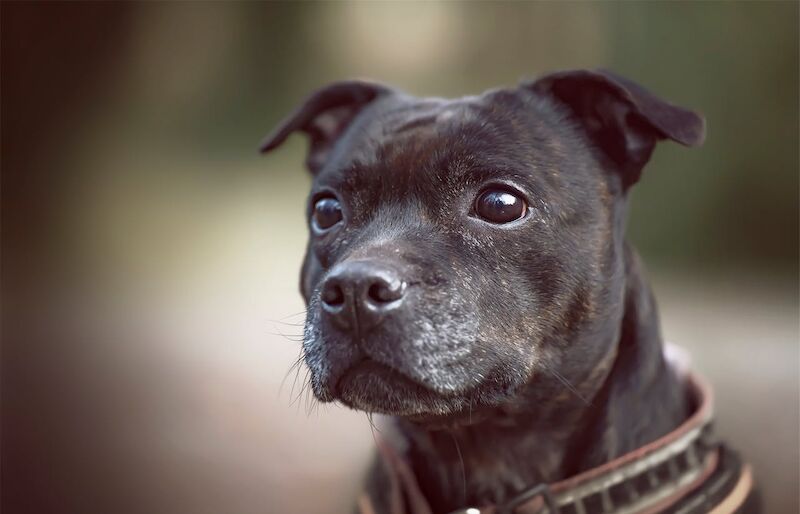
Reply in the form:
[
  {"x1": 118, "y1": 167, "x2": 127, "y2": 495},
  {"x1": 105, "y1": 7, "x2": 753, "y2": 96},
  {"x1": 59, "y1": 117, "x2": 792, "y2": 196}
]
[
  {"x1": 499, "y1": 482, "x2": 559, "y2": 514},
  {"x1": 447, "y1": 483, "x2": 558, "y2": 514}
]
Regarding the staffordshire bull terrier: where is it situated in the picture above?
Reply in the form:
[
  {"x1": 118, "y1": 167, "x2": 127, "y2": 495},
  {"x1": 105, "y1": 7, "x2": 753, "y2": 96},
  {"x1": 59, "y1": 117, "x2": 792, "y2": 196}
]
[{"x1": 261, "y1": 69, "x2": 757, "y2": 514}]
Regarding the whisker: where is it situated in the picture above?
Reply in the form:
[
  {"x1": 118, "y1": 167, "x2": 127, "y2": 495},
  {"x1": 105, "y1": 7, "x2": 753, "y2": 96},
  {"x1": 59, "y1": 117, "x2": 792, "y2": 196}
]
[
  {"x1": 271, "y1": 320, "x2": 306, "y2": 327},
  {"x1": 365, "y1": 413, "x2": 384, "y2": 457},
  {"x1": 305, "y1": 385, "x2": 319, "y2": 417},
  {"x1": 279, "y1": 350, "x2": 306, "y2": 398},
  {"x1": 291, "y1": 367, "x2": 312, "y2": 411},
  {"x1": 366, "y1": 412, "x2": 383, "y2": 435},
  {"x1": 289, "y1": 358, "x2": 304, "y2": 403},
  {"x1": 450, "y1": 433, "x2": 467, "y2": 505},
  {"x1": 267, "y1": 324, "x2": 305, "y2": 342},
  {"x1": 283, "y1": 310, "x2": 308, "y2": 319},
  {"x1": 544, "y1": 363, "x2": 592, "y2": 406},
  {"x1": 268, "y1": 310, "x2": 308, "y2": 322},
  {"x1": 268, "y1": 330, "x2": 304, "y2": 341}
]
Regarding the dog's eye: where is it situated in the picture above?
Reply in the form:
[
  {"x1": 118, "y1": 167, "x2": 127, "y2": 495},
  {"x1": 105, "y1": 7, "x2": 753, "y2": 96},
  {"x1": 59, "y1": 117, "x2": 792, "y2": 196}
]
[
  {"x1": 475, "y1": 189, "x2": 527, "y2": 224},
  {"x1": 312, "y1": 196, "x2": 343, "y2": 231}
]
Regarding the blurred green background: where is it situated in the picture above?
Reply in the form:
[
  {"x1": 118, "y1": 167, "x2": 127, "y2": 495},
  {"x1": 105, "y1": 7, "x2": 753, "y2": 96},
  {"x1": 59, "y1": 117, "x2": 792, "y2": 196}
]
[{"x1": 3, "y1": 2, "x2": 798, "y2": 514}]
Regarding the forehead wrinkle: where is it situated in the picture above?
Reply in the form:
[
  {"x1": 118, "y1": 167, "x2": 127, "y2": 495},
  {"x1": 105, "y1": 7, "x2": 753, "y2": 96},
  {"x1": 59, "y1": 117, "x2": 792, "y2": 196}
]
[
  {"x1": 394, "y1": 115, "x2": 439, "y2": 135},
  {"x1": 369, "y1": 119, "x2": 536, "y2": 197},
  {"x1": 382, "y1": 98, "x2": 491, "y2": 136},
  {"x1": 319, "y1": 94, "x2": 553, "y2": 203},
  {"x1": 385, "y1": 105, "x2": 498, "y2": 164}
]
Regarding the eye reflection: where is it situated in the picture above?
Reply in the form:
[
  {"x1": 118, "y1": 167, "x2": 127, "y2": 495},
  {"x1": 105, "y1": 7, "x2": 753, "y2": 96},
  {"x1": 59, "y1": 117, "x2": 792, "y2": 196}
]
[
  {"x1": 312, "y1": 196, "x2": 343, "y2": 231},
  {"x1": 475, "y1": 189, "x2": 527, "y2": 224}
]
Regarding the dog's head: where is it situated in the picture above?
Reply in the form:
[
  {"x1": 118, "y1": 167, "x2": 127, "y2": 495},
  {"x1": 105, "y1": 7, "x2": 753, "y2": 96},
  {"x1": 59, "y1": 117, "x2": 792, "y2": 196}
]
[{"x1": 262, "y1": 70, "x2": 704, "y2": 424}]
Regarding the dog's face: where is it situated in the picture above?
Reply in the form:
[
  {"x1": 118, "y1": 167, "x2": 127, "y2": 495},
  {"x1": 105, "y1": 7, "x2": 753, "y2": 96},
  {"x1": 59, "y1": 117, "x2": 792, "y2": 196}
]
[{"x1": 262, "y1": 70, "x2": 703, "y2": 424}]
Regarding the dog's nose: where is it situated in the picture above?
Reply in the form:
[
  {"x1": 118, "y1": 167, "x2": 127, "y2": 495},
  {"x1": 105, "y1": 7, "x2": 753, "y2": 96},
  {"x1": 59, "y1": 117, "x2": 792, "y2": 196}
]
[{"x1": 320, "y1": 260, "x2": 407, "y2": 332}]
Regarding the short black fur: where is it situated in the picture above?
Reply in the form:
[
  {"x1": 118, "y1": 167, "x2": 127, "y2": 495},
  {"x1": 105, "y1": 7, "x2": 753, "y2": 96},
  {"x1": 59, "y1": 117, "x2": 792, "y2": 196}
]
[{"x1": 262, "y1": 70, "x2": 723, "y2": 513}]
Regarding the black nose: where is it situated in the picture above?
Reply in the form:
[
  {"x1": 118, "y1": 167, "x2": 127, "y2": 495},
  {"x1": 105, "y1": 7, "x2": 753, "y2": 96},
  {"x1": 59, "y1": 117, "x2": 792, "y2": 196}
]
[{"x1": 320, "y1": 260, "x2": 407, "y2": 332}]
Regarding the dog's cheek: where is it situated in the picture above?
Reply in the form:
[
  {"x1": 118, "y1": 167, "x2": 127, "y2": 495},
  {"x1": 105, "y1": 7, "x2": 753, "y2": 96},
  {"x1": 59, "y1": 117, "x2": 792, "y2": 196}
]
[
  {"x1": 479, "y1": 266, "x2": 545, "y2": 345},
  {"x1": 301, "y1": 300, "x2": 331, "y2": 401},
  {"x1": 408, "y1": 298, "x2": 482, "y2": 392},
  {"x1": 301, "y1": 297, "x2": 357, "y2": 403}
]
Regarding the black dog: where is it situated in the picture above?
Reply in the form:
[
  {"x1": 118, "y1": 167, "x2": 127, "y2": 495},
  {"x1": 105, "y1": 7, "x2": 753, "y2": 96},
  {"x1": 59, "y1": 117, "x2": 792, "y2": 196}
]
[{"x1": 262, "y1": 70, "x2": 757, "y2": 514}]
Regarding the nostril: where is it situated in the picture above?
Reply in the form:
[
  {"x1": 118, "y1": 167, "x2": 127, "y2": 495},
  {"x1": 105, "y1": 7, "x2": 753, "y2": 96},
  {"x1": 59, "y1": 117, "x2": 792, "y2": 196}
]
[
  {"x1": 367, "y1": 280, "x2": 405, "y2": 304},
  {"x1": 322, "y1": 283, "x2": 345, "y2": 307}
]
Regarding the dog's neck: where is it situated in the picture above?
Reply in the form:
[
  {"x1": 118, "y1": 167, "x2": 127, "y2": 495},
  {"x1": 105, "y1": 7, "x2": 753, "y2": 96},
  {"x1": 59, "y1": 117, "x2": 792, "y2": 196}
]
[{"x1": 390, "y1": 250, "x2": 690, "y2": 512}]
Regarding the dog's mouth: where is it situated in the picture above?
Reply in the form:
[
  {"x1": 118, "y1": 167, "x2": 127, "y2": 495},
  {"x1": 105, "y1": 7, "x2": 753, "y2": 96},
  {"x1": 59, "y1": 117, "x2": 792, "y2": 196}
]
[
  {"x1": 335, "y1": 358, "x2": 414, "y2": 392},
  {"x1": 332, "y1": 357, "x2": 469, "y2": 417}
]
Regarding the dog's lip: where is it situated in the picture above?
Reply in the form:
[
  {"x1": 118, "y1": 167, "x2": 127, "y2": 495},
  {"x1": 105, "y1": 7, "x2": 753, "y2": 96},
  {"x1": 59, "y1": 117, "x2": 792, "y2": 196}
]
[
  {"x1": 330, "y1": 356, "x2": 509, "y2": 421},
  {"x1": 332, "y1": 357, "x2": 457, "y2": 416},
  {"x1": 334, "y1": 357, "x2": 430, "y2": 396}
]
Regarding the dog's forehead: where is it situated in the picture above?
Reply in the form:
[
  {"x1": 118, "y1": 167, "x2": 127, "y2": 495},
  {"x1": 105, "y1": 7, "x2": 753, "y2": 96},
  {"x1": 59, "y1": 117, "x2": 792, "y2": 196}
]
[
  {"x1": 318, "y1": 88, "x2": 557, "y2": 188},
  {"x1": 344, "y1": 93, "x2": 499, "y2": 164},
  {"x1": 380, "y1": 95, "x2": 487, "y2": 134}
]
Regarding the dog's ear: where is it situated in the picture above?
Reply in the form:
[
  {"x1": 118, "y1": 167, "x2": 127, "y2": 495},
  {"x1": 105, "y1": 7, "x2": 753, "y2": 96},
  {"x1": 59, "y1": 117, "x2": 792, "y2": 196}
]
[
  {"x1": 260, "y1": 80, "x2": 391, "y2": 173},
  {"x1": 528, "y1": 69, "x2": 705, "y2": 187}
]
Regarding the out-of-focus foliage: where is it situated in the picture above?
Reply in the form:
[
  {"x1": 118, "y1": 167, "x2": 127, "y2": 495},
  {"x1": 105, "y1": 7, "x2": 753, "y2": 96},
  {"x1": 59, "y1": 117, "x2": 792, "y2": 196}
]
[
  {"x1": 607, "y1": 3, "x2": 798, "y2": 272},
  {"x1": 99, "y1": 1, "x2": 796, "y2": 275},
  {"x1": 3, "y1": 3, "x2": 797, "y2": 514}
]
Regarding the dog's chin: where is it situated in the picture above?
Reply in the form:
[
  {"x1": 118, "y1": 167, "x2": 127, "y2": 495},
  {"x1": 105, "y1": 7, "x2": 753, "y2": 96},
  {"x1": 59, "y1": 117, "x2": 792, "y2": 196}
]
[
  {"x1": 321, "y1": 359, "x2": 468, "y2": 418},
  {"x1": 312, "y1": 359, "x2": 524, "y2": 429}
]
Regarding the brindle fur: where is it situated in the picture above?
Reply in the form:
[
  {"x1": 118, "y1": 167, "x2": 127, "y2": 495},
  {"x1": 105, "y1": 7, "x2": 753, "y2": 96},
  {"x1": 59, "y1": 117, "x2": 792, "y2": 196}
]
[{"x1": 262, "y1": 70, "x2": 704, "y2": 513}]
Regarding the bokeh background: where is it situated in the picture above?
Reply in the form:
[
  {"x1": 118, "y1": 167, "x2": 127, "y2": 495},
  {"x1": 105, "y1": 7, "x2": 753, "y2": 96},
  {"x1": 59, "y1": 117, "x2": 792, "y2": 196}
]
[{"x1": 3, "y1": 2, "x2": 798, "y2": 513}]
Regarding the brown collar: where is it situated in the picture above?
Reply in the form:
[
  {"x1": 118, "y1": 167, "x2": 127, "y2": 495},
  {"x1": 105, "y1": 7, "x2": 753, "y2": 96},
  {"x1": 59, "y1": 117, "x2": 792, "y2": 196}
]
[{"x1": 358, "y1": 372, "x2": 753, "y2": 514}]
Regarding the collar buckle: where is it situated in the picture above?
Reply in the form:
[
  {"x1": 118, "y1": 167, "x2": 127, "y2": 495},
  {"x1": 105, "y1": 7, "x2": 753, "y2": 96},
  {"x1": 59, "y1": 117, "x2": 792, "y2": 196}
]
[{"x1": 499, "y1": 482, "x2": 558, "y2": 514}]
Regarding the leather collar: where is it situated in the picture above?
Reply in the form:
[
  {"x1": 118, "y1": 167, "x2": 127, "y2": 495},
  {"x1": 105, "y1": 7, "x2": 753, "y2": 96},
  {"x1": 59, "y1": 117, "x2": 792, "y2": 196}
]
[{"x1": 358, "y1": 372, "x2": 754, "y2": 514}]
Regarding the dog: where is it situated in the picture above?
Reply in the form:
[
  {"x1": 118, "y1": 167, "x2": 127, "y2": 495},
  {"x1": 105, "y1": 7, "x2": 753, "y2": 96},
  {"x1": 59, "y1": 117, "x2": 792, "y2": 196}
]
[{"x1": 261, "y1": 70, "x2": 757, "y2": 514}]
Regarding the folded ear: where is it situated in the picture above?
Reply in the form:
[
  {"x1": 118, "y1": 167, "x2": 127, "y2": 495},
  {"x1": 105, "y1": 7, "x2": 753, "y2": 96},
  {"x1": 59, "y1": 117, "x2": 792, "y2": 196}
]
[
  {"x1": 527, "y1": 69, "x2": 705, "y2": 187},
  {"x1": 260, "y1": 80, "x2": 391, "y2": 173}
]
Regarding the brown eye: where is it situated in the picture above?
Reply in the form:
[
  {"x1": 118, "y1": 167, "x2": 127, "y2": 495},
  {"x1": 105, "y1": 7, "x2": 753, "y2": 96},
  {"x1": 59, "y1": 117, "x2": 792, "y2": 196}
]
[
  {"x1": 475, "y1": 189, "x2": 527, "y2": 224},
  {"x1": 312, "y1": 196, "x2": 343, "y2": 231}
]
